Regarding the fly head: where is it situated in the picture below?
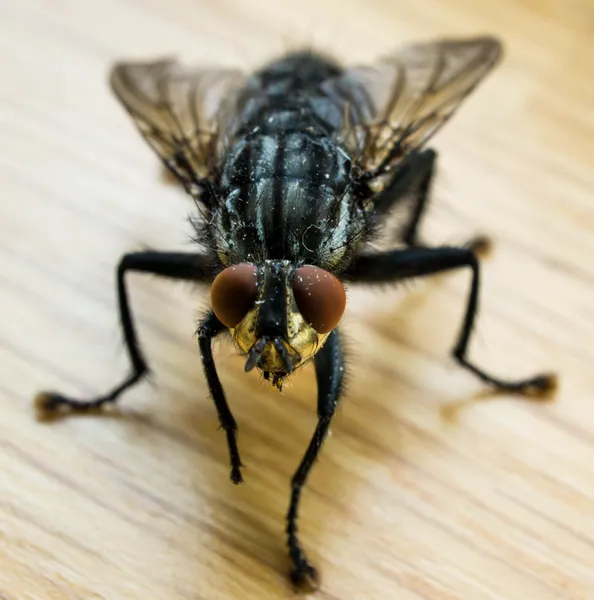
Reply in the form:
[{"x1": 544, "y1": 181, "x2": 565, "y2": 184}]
[{"x1": 210, "y1": 260, "x2": 346, "y2": 389}]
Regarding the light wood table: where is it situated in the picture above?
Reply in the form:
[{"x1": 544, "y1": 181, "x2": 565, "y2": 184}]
[{"x1": 1, "y1": 1, "x2": 593, "y2": 598}]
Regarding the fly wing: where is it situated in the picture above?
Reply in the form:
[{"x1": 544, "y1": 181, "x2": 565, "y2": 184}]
[
  {"x1": 109, "y1": 58, "x2": 246, "y2": 199},
  {"x1": 322, "y1": 36, "x2": 502, "y2": 177}
]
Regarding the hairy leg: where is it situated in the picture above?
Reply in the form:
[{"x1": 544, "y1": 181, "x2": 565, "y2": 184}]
[
  {"x1": 371, "y1": 149, "x2": 491, "y2": 255},
  {"x1": 286, "y1": 328, "x2": 345, "y2": 590},
  {"x1": 345, "y1": 246, "x2": 556, "y2": 395},
  {"x1": 196, "y1": 311, "x2": 243, "y2": 484},
  {"x1": 35, "y1": 251, "x2": 217, "y2": 415}
]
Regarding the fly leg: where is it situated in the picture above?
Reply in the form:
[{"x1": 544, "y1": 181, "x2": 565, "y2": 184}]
[
  {"x1": 197, "y1": 311, "x2": 243, "y2": 484},
  {"x1": 371, "y1": 149, "x2": 491, "y2": 256},
  {"x1": 396, "y1": 149, "x2": 436, "y2": 247},
  {"x1": 287, "y1": 328, "x2": 344, "y2": 591},
  {"x1": 35, "y1": 251, "x2": 217, "y2": 416},
  {"x1": 345, "y1": 247, "x2": 557, "y2": 395}
]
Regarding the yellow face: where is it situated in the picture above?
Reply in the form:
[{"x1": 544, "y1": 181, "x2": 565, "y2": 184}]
[{"x1": 231, "y1": 288, "x2": 330, "y2": 387}]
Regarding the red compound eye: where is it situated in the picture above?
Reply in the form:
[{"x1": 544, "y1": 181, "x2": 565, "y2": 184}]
[
  {"x1": 293, "y1": 266, "x2": 346, "y2": 334},
  {"x1": 211, "y1": 264, "x2": 258, "y2": 328}
]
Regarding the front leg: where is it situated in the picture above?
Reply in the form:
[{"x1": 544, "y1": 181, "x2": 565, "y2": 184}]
[
  {"x1": 286, "y1": 328, "x2": 344, "y2": 591},
  {"x1": 345, "y1": 247, "x2": 556, "y2": 395},
  {"x1": 35, "y1": 251, "x2": 218, "y2": 417},
  {"x1": 197, "y1": 311, "x2": 243, "y2": 484}
]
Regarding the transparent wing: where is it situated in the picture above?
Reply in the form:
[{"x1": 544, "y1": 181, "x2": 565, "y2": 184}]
[
  {"x1": 109, "y1": 58, "x2": 246, "y2": 195},
  {"x1": 322, "y1": 36, "x2": 502, "y2": 176}
]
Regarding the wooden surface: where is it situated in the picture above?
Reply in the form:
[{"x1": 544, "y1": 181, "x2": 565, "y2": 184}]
[{"x1": 1, "y1": 0, "x2": 593, "y2": 598}]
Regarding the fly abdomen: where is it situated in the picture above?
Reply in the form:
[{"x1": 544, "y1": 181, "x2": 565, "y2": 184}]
[
  {"x1": 232, "y1": 51, "x2": 344, "y2": 135},
  {"x1": 254, "y1": 51, "x2": 342, "y2": 92}
]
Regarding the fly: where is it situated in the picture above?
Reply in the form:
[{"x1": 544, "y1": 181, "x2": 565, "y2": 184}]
[{"x1": 35, "y1": 36, "x2": 557, "y2": 590}]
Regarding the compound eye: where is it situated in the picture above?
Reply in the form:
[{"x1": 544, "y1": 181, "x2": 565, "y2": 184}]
[
  {"x1": 211, "y1": 264, "x2": 258, "y2": 328},
  {"x1": 293, "y1": 266, "x2": 346, "y2": 334}
]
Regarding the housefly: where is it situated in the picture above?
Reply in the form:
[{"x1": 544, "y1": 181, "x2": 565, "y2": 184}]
[{"x1": 35, "y1": 36, "x2": 557, "y2": 590}]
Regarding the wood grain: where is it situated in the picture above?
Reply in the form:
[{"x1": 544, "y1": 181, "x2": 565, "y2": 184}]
[{"x1": 1, "y1": 0, "x2": 593, "y2": 598}]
